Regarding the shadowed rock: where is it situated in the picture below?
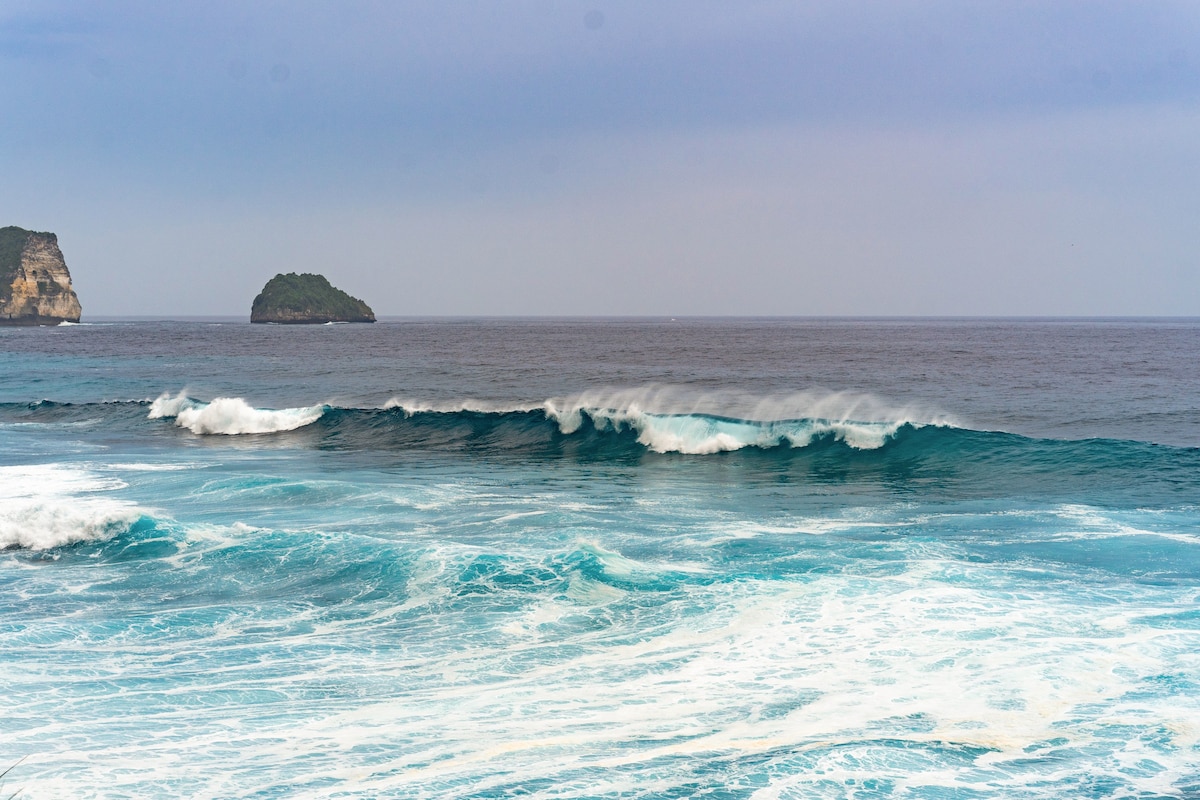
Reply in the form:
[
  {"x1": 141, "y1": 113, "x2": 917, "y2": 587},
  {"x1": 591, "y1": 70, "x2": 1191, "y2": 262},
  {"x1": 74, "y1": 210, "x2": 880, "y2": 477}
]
[{"x1": 0, "y1": 226, "x2": 82, "y2": 325}]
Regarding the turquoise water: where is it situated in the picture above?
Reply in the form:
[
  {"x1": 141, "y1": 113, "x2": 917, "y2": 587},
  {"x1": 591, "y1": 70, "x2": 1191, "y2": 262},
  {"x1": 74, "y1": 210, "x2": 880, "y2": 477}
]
[{"x1": 2, "y1": 319, "x2": 1199, "y2": 798}]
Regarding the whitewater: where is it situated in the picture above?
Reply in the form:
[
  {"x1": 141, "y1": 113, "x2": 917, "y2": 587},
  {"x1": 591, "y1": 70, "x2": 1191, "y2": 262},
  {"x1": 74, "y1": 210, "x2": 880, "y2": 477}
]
[{"x1": 2, "y1": 318, "x2": 1199, "y2": 798}]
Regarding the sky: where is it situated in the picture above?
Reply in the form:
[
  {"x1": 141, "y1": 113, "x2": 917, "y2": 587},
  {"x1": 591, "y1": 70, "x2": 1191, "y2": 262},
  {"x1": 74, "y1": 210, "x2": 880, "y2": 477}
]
[{"x1": 2, "y1": 1, "x2": 1198, "y2": 316}]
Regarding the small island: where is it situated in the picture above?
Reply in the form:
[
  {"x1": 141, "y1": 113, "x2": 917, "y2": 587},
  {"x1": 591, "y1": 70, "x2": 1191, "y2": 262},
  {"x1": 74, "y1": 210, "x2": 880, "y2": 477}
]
[
  {"x1": 250, "y1": 272, "x2": 376, "y2": 324},
  {"x1": 1, "y1": 226, "x2": 82, "y2": 325}
]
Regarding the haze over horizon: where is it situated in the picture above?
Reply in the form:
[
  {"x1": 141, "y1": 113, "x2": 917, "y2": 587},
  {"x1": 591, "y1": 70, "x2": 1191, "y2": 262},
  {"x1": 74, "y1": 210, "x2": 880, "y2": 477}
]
[{"x1": 2, "y1": 1, "x2": 1198, "y2": 317}]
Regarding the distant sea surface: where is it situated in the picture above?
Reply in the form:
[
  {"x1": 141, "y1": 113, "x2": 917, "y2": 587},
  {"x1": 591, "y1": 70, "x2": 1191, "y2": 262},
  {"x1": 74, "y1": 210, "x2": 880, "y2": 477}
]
[{"x1": 2, "y1": 318, "x2": 1199, "y2": 798}]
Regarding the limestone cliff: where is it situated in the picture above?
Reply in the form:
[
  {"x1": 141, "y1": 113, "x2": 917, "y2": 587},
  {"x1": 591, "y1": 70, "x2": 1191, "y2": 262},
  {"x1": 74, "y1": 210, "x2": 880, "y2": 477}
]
[
  {"x1": 251, "y1": 272, "x2": 375, "y2": 324},
  {"x1": 0, "y1": 226, "x2": 82, "y2": 325}
]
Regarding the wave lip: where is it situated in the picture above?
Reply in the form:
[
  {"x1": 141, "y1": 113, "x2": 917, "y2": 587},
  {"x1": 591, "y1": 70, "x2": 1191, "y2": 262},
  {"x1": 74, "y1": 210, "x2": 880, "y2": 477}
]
[
  {"x1": 543, "y1": 387, "x2": 955, "y2": 453},
  {"x1": 150, "y1": 392, "x2": 326, "y2": 435},
  {"x1": 0, "y1": 465, "x2": 144, "y2": 550},
  {"x1": 582, "y1": 411, "x2": 910, "y2": 454},
  {"x1": 383, "y1": 397, "x2": 543, "y2": 415}
]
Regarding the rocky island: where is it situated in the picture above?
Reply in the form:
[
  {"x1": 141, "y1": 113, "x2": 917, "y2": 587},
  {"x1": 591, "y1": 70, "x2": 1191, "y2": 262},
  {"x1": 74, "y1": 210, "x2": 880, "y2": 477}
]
[
  {"x1": 251, "y1": 272, "x2": 375, "y2": 324},
  {"x1": 1, "y1": 226, "x2": 82, "y2": 325}
]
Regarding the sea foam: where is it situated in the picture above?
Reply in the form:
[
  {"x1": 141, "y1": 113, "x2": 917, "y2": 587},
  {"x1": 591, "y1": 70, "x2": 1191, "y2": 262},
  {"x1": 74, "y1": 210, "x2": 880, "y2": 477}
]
[
  {"x1": 0, "y1": 465, "x2": 144, "y2": 550},
  {"x1": 383, "y1": 397, "x2": 542, "y2": 415},
  {"x1": 150, "y1": 392, "x2": 326, "y2": 435}
]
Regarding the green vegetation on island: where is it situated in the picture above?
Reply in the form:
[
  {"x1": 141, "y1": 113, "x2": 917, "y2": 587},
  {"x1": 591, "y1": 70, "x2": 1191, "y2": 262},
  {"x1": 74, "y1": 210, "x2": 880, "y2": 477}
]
[{"x1": 251, "y1": 272, "x2": 376, "y2": 324}]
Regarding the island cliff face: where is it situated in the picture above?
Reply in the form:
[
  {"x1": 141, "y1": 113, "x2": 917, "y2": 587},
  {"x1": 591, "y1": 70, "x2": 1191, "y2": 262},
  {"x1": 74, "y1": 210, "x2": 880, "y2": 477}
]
[
  {"x1": 251, "y1": 272, "x2": 375, "y2": 324},
  {"x1": 1, "y1": 226, "x2": 83, "y2": 325}
]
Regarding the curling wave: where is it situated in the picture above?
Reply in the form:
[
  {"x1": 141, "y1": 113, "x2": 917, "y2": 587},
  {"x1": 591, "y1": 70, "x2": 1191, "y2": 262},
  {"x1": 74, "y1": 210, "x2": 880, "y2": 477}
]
[
  {"x1": 387, "y1": 387, "x2": 954, "y2": 454},
  {"x1": 562, "y1": 409, "x2": 906, "y2": 453}
]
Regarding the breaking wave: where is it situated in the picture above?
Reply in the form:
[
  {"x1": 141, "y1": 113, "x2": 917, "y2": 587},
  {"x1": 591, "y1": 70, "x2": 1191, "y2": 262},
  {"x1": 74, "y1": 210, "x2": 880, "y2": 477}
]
[
  {"x1": 383, "y1": 387, "x2": 954, "y2": 454},
  {"x1": 149, "y1": 392, "x2": 327, "y2": 435},
  {"x1": 0, "y1": 465, "x2": 147, "y2": 550},
  {"x1": 5, "y1": 389, "x2": 1189, "y2": 499},
  {"x1": 558, "y1": 408, "x2": 906, "y2": 453},
  {"x1": 139, "y1": 387, "x2": 949, "y2": 449}
]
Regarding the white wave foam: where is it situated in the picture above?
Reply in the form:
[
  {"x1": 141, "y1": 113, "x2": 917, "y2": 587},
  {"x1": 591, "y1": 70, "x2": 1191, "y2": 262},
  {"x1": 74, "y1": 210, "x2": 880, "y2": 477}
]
[
  {"x1": 176, "y1": 398, "x2": 325, "y2": 435},
  {"x1": 543, "y1": 386, "x2": 952, "y2": 453},
  {"x1": 383, "y1": 397, "x2": 542, "y2": 415},
  {"x1": 148, "y1": 391, "x2": 195, "y2": 419},
  {"x1": 589, "y1": 409, "x2": 908, "y2": 453},
  {"x1": 149, "y1": 392, "x2": 326, "y2": 435},
  {"x1": 0, "y1": 465, "x2": 144, "y2": 550}
]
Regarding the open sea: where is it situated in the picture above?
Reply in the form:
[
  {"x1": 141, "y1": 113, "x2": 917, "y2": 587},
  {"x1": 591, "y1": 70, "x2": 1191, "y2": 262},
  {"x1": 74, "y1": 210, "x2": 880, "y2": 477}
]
[{"x1": 2, "y1": 317, "x2": 1199, "y2": 799}]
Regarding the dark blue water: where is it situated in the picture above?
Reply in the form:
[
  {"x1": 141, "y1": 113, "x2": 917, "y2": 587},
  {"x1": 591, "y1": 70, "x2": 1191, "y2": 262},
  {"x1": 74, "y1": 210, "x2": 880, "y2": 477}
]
[{"x1": 2, "y1": 318, "x2": 1198, "y2": 798}]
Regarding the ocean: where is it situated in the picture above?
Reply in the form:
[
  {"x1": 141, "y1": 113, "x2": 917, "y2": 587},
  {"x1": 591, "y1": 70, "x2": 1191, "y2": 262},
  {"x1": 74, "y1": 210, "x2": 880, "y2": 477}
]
[{"x1": 2, "y1": 318, "x2": 1198, "y2": 798}]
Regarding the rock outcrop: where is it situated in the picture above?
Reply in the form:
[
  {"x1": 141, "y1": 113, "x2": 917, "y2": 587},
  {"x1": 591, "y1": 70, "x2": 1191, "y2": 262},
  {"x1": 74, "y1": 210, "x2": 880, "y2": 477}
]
[
  {"x1": 250, "y1": 272, "x2": 375, "y2": 324},
  {"x1": 1, "y1": 227, "x2": 83, "y2": 325}
]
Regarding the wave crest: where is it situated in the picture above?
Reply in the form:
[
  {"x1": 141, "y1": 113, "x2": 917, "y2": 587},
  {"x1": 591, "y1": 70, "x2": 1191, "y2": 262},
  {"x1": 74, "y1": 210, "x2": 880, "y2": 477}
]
[
  {"x1": 531, "y1": 387, "x2": 950, "y2": 453},
  {"x1": 578, "y1": 410, "x2": 910, "y2": 453},
  {"x1": 148, "y1": 386, "x2": 953, "y2": 451},
  {"x1": 383, "y1": 397, "x2": 541, "y2": 416},
  {"x1": 150, "y1": 392, "x2": 326, "y2": 435}
]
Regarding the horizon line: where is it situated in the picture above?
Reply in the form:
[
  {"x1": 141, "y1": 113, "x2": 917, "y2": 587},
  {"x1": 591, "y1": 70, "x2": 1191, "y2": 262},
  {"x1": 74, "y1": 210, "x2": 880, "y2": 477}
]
[{"x1": 70, "y1": 314, "x2": 1200, "y2": 323}]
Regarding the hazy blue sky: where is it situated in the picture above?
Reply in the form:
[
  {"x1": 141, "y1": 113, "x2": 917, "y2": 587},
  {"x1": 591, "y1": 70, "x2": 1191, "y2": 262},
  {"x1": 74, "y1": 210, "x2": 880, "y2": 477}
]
[{"x1": 2, "y1": 1, "x2": 1198, "y2": 316}]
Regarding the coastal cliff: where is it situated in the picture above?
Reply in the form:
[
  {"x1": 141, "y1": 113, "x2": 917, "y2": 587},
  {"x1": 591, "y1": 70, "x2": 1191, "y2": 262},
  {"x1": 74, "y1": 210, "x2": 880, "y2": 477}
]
[
  {"x1": 1, "y1": 226, "x2": 82, "y2": 325},
  {"x1": 251, "y1": 273, "x2": 375, "y2": 324}
]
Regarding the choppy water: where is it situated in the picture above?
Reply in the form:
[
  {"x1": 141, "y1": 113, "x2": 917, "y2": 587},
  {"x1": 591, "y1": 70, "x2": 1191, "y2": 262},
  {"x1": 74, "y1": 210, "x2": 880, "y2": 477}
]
[{"x1": 2, "y1": 318, "x2": 1199, "y2": 798}]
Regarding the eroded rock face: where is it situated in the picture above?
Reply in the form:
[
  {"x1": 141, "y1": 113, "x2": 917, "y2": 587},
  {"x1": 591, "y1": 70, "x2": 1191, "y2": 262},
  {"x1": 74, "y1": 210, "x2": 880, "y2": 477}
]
[{"x1": 1, "y1": 227, "x2": 82, "y2": 325}]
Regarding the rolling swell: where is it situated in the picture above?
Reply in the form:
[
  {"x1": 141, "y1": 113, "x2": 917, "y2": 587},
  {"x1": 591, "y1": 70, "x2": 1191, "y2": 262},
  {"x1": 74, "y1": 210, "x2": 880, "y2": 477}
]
[
  {"x1": 5, "y1": 395, "x2": 1200, "y2": 502},
  {"x1": 312, "y1": 406, "x2": 945, "y2": 461},
  {"x1": 222, "y1": 403, "x2": 1197, "y2": 503},
  {"x1": 261, "y1": 403, "x2": 1200, "y2": 505}
]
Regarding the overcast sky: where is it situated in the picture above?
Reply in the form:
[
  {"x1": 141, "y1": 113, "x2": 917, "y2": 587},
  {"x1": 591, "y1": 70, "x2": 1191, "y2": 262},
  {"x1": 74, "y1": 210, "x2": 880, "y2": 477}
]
[{"x1": 2, "y1": 1, "x2": 1198, "y2": 316}]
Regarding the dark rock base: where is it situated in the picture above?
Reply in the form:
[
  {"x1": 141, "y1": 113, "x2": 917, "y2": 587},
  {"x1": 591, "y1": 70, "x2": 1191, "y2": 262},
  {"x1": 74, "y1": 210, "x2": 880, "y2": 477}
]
[{"x1": 1, "y1": 314, "x2": 80, "y2": 326}]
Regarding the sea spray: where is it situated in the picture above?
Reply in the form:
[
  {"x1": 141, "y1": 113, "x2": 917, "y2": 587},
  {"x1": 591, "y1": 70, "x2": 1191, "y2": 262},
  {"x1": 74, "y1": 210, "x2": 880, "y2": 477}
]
[
  {"x1": 150, "y1": 392, "x2": 326, "y2": 435},
  {"x1": 0, "y1": 465, "x2": 145, "y2": 550}
]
